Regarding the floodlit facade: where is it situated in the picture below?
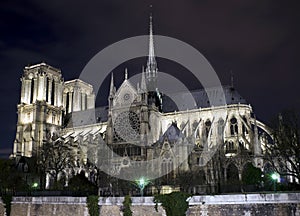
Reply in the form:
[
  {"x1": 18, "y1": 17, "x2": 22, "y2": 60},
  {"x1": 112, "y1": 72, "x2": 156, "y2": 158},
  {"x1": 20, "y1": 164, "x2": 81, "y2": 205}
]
[{"x1": 12, "y1": 18, "x2": 275, "y2": 192}]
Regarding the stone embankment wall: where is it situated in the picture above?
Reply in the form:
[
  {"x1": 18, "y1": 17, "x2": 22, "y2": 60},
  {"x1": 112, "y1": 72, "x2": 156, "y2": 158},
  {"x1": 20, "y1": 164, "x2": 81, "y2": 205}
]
[
  {"x1": 10, "y1": 197, "x2": 88, "y2": 216},
  {"x1": 99, "y1": 193, "x2": 300, "y2": 216},
  {"x1": 0, "y1": 198, "x2": 5, "y2": 216},
  {"x1": 188, "y1": 193, "x2": 300, "y2": 216},
  {"x1": 5, "y1": 193, "x2": 300, "y2": 216},
  {"x1": 99, "y1": 196, "x2": 166, "y2": 216}
]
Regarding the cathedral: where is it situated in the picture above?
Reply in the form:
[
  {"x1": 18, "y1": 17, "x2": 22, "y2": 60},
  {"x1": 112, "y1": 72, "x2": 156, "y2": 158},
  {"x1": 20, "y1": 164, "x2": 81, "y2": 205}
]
[{"x1": 12, "y1": 18, "x2": 274, "y2": 193}]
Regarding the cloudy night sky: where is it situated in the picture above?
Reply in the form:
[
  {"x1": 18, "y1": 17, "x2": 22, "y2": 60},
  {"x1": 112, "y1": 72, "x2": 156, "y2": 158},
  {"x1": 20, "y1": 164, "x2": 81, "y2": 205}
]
[{"x1": 0, "y1": 0, "x2": 299, "y2": 158}]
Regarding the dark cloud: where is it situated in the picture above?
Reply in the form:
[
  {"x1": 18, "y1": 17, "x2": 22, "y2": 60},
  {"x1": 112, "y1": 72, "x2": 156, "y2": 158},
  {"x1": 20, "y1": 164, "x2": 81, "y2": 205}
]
[{"x1": 0, "y1": 0, "x2": 299, "y2": 157}]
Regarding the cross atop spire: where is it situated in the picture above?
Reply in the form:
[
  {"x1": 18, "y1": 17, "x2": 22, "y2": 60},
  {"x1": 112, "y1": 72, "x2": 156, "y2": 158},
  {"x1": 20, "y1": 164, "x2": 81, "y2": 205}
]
[
  {"x1": 146, "y1": 14, "x2": 158, "y2": 91},
  {"x1": 125, "y1": 68, "x2": 128, "y2": 80}
]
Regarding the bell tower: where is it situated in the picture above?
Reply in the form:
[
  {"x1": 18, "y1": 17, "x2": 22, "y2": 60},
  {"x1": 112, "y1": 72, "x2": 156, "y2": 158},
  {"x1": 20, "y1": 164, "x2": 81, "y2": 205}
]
[{"x1": 13, "y1": 63, "x2": 64, "y2": 157}]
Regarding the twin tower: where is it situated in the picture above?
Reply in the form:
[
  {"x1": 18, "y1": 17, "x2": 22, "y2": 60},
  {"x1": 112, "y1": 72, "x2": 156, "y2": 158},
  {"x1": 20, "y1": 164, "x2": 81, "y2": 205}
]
[
  {"x1": 13, "y1": 16, "x2": 159, "y2": 158},
  {"x1": 13, "y1": 63, "x2": 95, "y2": 157}
]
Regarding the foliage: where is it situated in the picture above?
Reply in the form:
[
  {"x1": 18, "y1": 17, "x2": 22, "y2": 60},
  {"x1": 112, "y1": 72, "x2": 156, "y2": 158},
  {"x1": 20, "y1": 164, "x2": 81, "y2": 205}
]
[
  {"x1": 176, "y1": 170, "x2": 206, "y2": 192},
  {"x1": 122, "y1": 195, "x2": 132, "y2": 216},
  {"x1": 87, "y1": 195, "x2": 99, "y2": 216},
  {"x1": 242, "y1": 163, "x2": 263, "y2": 185},
  {"x1": 68, "y1": 172, "x2": 97, "y2": 195},
  {"x1": 37, "y1": 139, "x2": 75, "y2": 188},
  {"x1": 0, "y1": 158, "x2": 29, "y2": 192},
  {"x1": 1, "y1": 194, "x2": 12, "y2": 216},
  {"x1": 266, "y1": 111, "x2": 300, "y2": 183},
  {"x1": 154, "y1": 192, "x2": 191, "y2": 216}
]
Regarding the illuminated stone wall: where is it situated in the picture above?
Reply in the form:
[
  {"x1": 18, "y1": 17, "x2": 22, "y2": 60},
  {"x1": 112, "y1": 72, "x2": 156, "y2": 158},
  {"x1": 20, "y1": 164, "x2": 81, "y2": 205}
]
[
  {"x1": 0, "y1": 198, "x2": 5, "y2": 216},
  {"x1": 10, "y1": 197, "x2": 88, "y2": 216},
  {"x1": 8, "y1": 193, "x2": 300, "y2": 216}
]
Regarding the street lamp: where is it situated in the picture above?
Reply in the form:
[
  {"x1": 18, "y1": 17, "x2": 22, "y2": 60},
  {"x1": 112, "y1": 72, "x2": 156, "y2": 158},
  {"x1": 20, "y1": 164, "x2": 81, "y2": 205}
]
[
  {"x1": 271, "y1": 173, "x2": 279, "y2": 192},
  {"x1": 32, "y1": 182, "x2": 38, "y2": 189},
  {"x1": 136, "y1": 177, "x2": 148, "y2": 197}
]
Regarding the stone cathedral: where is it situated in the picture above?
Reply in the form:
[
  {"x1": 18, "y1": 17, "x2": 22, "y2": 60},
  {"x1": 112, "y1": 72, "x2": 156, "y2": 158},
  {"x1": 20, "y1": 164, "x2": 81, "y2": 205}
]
[{"x1": 12, "y1": 19, "x2": 273, "y2": 192}]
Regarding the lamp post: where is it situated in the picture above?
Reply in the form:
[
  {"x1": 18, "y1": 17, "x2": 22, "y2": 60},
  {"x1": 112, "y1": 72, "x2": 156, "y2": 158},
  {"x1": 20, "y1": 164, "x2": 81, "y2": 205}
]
[
  {"x1": 138, "y1": 178, "x2": 145, "y2": 197},
  {"x1": 136, "y1": 177, "x2": 149, "y2": 197},
  {"x1": 271, "y1": 173, "x2": 279, "y2": 192}
]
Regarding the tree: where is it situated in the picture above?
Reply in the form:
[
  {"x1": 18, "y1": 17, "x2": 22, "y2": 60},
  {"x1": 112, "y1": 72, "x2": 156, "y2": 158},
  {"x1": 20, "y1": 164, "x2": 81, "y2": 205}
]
[
  {"x1": 242, "y1": 163, "x2": 262, "y2": 185},
  {"x1": 68, "y1": 172, "x2": 97, "y2": 195},
  {"x1": 154, "y1": 192, "x2": 191, "y2": 216},
  {"x1": 37, "y1": 139, "x2": 75, "y2": 189},
  {"x1": 122, "y1": 195, "x2": 132, "y2": 216},
  {"x1": 265, "y1": 111, "x2": 300, "y2": 183},
  {"x1": 0, "y1": 158, "x2": 29, "y2": 193}
]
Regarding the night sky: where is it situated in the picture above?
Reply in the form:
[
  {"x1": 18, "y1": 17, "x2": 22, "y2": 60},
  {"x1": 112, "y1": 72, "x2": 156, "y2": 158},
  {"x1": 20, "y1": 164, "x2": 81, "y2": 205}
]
[{"x1": 0, "y1": 0, "x2": 299, "y2": 158}]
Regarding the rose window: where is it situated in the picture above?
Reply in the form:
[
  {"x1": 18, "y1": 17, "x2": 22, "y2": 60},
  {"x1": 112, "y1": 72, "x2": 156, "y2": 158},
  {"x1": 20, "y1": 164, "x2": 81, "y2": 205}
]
[{"x1": 113, "y1": 111, "x2": 140, "y2": 142}]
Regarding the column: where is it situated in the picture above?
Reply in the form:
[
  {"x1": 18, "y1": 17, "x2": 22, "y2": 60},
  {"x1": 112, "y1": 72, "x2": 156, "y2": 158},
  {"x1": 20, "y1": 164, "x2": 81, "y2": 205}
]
[
  {"x1": 47, "y1": 78, "x2": 52, "y2": 104},
  {"x1": 32, "y1": 78, "x2": 37, "y2": 103},
  {"x1": 54, "y1": 80, "x2": 58, "y2": 106},
  {"x1": 20, "y1": 78, "x2": 26, "y2": 103},
  {"x1": 63, "y1": 92, "x2": 67, "y2": 111},
  {"x1": 56, "y1": 81, "x2": 63, "y2": 107},
  {"x1": 26, "y1": 79, "x2": 32, "y2": 104},
  {"x1": 87, "y1": 93, "x2": 95, "y2": 109},
  {"x1": 37, "y1": 75, "x2": 45, "y2": 101},
  {"x1": 68, "y1": 92, "x2": 73, "y2": 113},
  {"x1": 81, "y1": 93, "x2": 86, "y2": 110},
  {"x1": 73, "y1": 87, "x2": 81, "y2": 111}
]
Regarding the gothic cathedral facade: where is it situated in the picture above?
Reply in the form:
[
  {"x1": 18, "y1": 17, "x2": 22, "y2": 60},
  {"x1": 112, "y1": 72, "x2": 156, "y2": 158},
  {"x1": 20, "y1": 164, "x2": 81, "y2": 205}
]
[{"x1": 12, "y1": 19, "x2": 273, "y2": 192}]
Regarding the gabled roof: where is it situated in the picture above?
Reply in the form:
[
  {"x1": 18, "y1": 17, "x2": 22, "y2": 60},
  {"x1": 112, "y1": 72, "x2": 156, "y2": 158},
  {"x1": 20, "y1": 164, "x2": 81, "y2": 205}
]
[
  {"x1": 162, "y1": 86, "x2": 247, "y2": 113},
  {"x1": 156, "y1": 122, "x2": 184, "y2": 144}
]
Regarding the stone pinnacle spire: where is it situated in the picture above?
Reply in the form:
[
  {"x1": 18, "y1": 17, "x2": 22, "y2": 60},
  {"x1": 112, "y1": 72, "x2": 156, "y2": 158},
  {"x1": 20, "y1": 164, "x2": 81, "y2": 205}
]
[
  {"x1": 146, "y1": 14, "x2": 158, "y2": 91},
  {"x1": 141, "y1": 68, "x2": 147, "y2": 92},
  {"x1": 109, "y1": 73, "x2": 115, "y2": 96}
]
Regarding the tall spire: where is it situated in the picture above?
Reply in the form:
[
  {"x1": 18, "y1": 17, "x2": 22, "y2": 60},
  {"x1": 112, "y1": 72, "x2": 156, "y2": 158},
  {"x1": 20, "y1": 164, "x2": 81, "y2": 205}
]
[
  {"x1": 146, "y1": 14, "x2": 158, "y2": 91},
  {"x1": 141, "y1": 68, "x2": 147, "y2": 92},
  {"x1": 109, "y1": 73, "x2": 115, "y2": 96},
  {"x1": 124, "y1": 68, "x2": 128, "y2": 80}
]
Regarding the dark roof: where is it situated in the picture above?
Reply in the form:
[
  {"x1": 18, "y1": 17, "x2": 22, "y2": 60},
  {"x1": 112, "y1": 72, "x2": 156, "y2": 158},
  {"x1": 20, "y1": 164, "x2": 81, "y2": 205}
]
[
  {"x1": 65, "y1": 106, "x2": 108, "y2": 128},
  {"x1": 156, "y1": 122, "x2": 184, "y2": 145},
  {"x1": 162, "y1": 86, "x2": 247, "y2": 113},
  {"x1": 66, "y1": 86, "x2": 246, "y2": 127}
]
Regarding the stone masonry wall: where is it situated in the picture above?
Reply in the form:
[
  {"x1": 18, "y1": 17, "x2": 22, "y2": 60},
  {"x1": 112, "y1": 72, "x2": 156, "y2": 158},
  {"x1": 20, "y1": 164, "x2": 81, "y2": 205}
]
[
  {"x1": 0, "y1": 198, "x2": 5, "y2": 216},
  {"x1": 10, "y1": 197, "x2": 88, "y2": 216},
  {"x1": 188, "y1": 193, "x2": 300, "y2": 216},
  {"x1": 99, "y1": 196, "x2": 166, "y2": 216},
  {"x1": 6, "y1": 193, "x2": 300, "y2": 216}
]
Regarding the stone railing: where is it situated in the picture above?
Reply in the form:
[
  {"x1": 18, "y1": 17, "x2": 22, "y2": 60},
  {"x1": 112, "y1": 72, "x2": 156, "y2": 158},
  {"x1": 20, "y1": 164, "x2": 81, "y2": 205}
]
[
  {"x1": 10, "y1": 196, "x2": 88, "y2": 216},
  {"x1": 6, "y1": 193, "x2": 300, "y2": 216},
  {"x1": 12, "y1": 196, "x2": 87, "y2": 204},
  {"x1": 98, "y1": 196, "x2": 156, "y2": 206},
  {"x1": 188, "y1": 193, "x2": 300, "y2": 205}
]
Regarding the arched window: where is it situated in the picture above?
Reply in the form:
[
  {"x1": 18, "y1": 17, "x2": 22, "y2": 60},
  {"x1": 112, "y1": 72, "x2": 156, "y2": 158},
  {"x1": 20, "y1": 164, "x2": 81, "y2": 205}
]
[
  {"x1": 226, "y1": 141, "x2": 234, "y2": 151},
  {"x1": 30, "y1": 79, "x2": 34, "y2": 103},
  {"x1": 51, "y1": 80, "x2": 55, "y2": 105},
  {"x1": 242, "y1": 116, "x2": 248, "y2": 134},
  {"x1": 205, "y1": 120, "x2": 211, "y2": 137},
  {"x1": 218, "y1": 118, "x2": 225, "y2": 136},
  {"x1": 161, "y1": 158, "x2": 173, "y2": 183},
  {"x1": 230, "y1": 117, "x2": 238, "y2": 135},
  {"x1": 192, "y1": 120, "x2": 200, "y2": 138}
]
